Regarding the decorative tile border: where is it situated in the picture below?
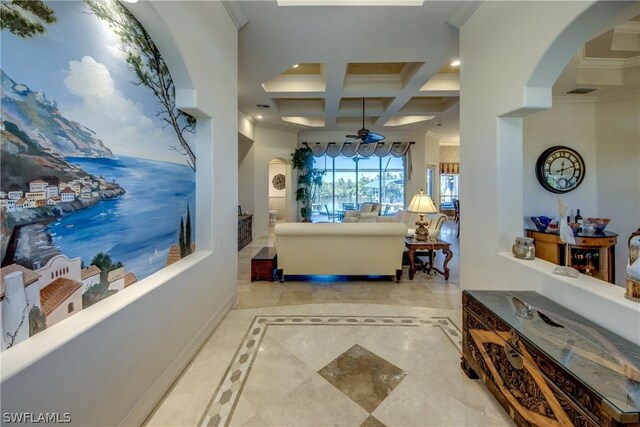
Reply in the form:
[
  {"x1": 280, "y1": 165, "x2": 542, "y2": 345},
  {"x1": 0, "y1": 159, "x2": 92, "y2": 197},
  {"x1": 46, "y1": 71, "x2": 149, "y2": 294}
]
[{"x1": 198, "y1": 315, "x2": 462, "y2": 427}]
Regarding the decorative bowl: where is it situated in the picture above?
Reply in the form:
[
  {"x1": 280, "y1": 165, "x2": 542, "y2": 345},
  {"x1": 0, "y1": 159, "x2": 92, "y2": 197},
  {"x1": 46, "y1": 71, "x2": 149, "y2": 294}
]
[
  {"x1": 587, "y1": 217, "x2": 610, "y2": 233},
  {"x1": 531, "y1": 216, "x2": 553, "y2": 232},
  {"x1": 568, "y1": 222, "x2": 581, "y2": 234}
]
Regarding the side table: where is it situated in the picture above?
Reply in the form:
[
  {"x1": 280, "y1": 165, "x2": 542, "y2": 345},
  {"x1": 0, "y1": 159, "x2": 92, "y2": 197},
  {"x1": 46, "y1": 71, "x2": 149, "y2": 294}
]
[
  {"x1": 251, "y1": 247, "x2": 277, "y2": 282},
  {"x1": 404, "y1": 237, "x2": 453, "y2": 280}
]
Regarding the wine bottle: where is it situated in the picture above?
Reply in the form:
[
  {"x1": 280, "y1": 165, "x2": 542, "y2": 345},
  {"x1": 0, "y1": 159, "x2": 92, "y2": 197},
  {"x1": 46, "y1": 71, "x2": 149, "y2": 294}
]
[{"x1": 575, "y1": 209, "x2": 583, "y2": 233}]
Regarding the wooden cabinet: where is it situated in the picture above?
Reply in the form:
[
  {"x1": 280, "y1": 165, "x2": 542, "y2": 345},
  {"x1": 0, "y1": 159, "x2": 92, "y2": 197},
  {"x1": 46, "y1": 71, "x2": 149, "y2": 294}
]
[
  {"x1": 462, "y1": 291, "x2": 640, "y2": 427},
  {"x1": 526, "y1": 229, "x2": 617, "y2": 284},
  {"x1": 238, "y1": 214, "x2": 253, "y2": 251}
]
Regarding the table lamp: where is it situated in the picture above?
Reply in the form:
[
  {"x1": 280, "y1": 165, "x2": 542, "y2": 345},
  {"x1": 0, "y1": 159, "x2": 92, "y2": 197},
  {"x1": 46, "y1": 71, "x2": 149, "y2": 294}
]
[{"x1": 407, "y1": 190, "x2": 437, "y2": 241}]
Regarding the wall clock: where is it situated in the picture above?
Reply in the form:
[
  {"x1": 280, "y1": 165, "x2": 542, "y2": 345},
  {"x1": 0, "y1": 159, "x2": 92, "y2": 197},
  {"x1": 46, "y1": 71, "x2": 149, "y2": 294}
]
[
  {"x1": 272, "y1": 174, "x2": 286, "y2": 190},
  {"x1": 535, "y1": 146, "x2": 585, "y2": 193}
]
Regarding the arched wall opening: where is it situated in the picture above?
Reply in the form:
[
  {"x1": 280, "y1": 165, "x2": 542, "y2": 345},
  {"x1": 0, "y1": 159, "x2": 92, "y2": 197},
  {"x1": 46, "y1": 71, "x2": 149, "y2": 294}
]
[
  {"x1": 268, "y1": 157, "x2": 293, "y2": 224},
  {"x1": 0, "y1": 2, "x2": 238, "y2": 426},
  {"x1": 460, "y1": 1, "x2": 640, "y2": 344}
]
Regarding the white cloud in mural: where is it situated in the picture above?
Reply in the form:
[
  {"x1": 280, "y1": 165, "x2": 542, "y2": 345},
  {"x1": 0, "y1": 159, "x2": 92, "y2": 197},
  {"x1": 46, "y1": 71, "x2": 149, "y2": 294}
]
[{"x1": 62, "y1": 56, "x2": 183, "y2": 164}]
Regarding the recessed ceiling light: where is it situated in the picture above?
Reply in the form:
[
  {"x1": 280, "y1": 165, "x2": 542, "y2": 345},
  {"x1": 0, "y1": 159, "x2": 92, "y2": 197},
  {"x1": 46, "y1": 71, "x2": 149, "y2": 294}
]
[
  {"x1": 450, "y1": 60, "x2": 460, "y2": 67},
  {"x1": 292, "y1": 64, "x2": 299, "y2": 68},
  {"x1": 257, "y1": 115, "x2": 263, "y2": 119}
]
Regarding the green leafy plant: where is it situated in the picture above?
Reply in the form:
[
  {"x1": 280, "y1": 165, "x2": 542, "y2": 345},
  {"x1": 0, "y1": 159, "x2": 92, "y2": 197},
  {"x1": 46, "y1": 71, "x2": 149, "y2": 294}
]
[{"x1": 291, "y1": 147, "x2": 324, "y2": 221}]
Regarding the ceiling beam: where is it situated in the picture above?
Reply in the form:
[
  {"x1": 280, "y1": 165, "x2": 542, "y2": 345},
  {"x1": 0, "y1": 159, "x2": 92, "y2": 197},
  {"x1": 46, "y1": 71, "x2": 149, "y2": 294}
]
[{"x1": 323, "y1": 62, "x2": 348, "y2": 127}]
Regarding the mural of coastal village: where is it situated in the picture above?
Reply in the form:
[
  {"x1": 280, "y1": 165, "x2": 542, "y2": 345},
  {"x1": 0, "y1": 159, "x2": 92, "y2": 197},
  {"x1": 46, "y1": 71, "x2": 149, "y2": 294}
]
[{"x1": 0, "y1": 0, "x2": 196, "y2": 351}]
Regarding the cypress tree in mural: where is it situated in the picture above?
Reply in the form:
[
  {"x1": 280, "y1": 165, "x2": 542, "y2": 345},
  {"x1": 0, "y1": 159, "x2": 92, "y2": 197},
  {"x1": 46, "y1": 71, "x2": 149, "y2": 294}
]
[
  {"x1": 0, "y1": 0, "x2": 57, "y2": 38},
  {"x1": 85, "y1": 0, "x2": 196, "y2": 170},
  {"x1": 179, "y1": 217, "x2": 186, "y2": 258},
  {"x1": 185, "y1": 204, "x2": 192, "y2": 256}
]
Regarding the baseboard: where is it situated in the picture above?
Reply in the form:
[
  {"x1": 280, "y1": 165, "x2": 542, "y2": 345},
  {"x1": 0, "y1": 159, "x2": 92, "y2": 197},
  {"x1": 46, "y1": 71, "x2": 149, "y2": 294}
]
[{"x1": 119, "y1": 292, "x2": 235, "y2": 427}]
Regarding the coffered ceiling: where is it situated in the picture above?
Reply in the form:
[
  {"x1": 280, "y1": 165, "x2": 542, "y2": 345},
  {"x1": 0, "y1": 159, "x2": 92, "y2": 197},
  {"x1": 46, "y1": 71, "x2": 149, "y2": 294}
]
[
  {"x1": 235, "y1": 1, "x2": 474, "y2": 144},
  {"x1": 234, "y1": 3, "x2": 637, "y2": 146},
  {"x1": 553, "y1": 15, "x2": 640, "y2": 98}
]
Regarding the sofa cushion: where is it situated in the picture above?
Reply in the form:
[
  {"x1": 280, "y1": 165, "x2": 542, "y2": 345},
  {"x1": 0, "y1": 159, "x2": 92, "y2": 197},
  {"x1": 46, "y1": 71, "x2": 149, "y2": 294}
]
[
  {"x1": 359, "y1": 204, "x2": 373, "y2": 213},
  {"x1": 394, "y1": 209, "x2": 405, "y2": 223}
]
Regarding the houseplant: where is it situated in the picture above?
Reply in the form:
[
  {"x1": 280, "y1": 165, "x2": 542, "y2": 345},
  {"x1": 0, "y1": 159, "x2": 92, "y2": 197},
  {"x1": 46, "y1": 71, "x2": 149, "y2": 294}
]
[{"x1": 291, "y1": 146, "x2": 324, "y2": 222}]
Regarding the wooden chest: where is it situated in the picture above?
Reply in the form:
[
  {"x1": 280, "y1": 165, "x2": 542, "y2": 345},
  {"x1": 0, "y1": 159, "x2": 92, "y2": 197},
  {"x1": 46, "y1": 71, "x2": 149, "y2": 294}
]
[
  {"x1": 251, "y1": 246, "x2": 277, "y2": 282},
  {"x1": 462, "y1": 290, "x2": 640, "y2": 427}
]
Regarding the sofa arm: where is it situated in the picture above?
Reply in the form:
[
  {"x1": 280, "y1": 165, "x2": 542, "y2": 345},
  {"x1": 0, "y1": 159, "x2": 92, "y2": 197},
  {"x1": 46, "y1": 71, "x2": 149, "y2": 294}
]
[
  {"x1": 358, "y1": 212, "x2": 379, "y2": 219},
  {"x1": 376, "y1": 216, "x2": 394, "y2": 222}
]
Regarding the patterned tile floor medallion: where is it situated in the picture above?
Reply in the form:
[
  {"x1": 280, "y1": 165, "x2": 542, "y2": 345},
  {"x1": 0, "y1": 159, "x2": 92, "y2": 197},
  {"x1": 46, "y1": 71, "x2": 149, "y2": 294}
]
[{"x1": 198, "y1": 315, "x2": 462, "y2": 427}]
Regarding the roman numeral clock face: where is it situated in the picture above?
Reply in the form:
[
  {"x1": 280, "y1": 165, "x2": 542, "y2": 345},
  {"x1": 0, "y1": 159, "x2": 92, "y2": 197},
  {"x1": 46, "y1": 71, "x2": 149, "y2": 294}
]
[{"x1": 535, "y1": 146, "x2": 585, "y2": 193}]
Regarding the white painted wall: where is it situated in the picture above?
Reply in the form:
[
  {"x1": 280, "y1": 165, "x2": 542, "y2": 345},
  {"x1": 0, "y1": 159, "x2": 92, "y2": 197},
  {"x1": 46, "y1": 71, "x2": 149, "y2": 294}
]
[
  {"x1": 596, "y1": 92, "x2": 640, "y2": 287},
  {"x1": 460, "y1": 1, "x2": 640, "y2": 344},
  {"x1": 253, "y1": 126, "x2": 298, "y2": 234},
  {"x1": 239, "y1": 133, "x2": 255, "y2": 216},
  {"x1": 523, "y1": 99, "x2": 598, "y2": 222},
  {"x1": 0, "y1": 2, "x2": 239, "y2": 425}
]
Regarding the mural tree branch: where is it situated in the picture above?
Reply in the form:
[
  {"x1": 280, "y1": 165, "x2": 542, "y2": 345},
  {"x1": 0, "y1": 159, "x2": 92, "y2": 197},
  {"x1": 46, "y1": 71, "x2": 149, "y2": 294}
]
[
  {"x1": 0, "y1": 0, "x2": 56, "y2": 38},
  {"x1": 85, "y1": 0, "x2": 196, "y2": 171}
]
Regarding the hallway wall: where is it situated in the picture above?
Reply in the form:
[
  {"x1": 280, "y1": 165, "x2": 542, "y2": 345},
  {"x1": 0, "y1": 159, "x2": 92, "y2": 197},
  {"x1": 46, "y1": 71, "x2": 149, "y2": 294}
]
[
  {"x1": 460, "y1": 1, "x2": 640, "y2": 344},
  {"x1": 0, "y1": 2, "x2": 239, "y2": 425}
]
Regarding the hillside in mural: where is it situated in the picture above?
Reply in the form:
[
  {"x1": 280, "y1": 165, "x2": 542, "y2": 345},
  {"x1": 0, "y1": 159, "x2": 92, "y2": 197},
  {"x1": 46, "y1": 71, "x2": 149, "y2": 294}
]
[{"x1": 0, "y1": 0, "x2": 196, "y2": 352}]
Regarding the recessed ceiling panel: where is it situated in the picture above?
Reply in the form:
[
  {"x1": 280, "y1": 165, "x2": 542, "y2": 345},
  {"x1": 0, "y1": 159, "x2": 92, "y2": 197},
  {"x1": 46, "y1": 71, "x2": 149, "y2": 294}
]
[
  {"x1": 282, "y1": 63, "x2": 323, "y2": 75},
  {"x1": 586, "y1": 29, "x2": 640, "y2": 59},
  {"x1": 338, "y1": 97, "x2": 389, "y2": 116},
  {"x1": 276, "y1": 98, "x2": 325, "y2": 115},
  {"x1": 436, "y1": 63, "x2": 460, "y2": 74},
  {"x1": 347, "y1": 63, "x2": 407, "y2": 75}
]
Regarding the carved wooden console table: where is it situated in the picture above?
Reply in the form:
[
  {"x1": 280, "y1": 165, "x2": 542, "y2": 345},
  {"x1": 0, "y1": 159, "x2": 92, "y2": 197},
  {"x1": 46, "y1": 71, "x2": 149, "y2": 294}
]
[{"x1": 462, "y1": 290, "x2": 640, "y2": 427}]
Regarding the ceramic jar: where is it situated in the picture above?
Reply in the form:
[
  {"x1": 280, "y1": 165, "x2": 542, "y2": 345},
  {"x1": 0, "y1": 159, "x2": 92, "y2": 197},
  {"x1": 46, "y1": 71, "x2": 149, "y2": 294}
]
[{"x1": 512, "y1": 237, "x2": 535, "y2": 260}]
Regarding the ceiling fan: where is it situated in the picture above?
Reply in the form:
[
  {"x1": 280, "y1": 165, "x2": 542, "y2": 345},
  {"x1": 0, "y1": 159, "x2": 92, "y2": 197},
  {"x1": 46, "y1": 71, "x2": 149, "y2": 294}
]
[{"x1": 345, "y1": 97, "x2": 385, "y2": 144}]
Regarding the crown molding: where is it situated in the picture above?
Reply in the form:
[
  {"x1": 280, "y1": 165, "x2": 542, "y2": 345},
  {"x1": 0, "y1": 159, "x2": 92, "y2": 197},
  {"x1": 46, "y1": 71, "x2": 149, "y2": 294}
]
[
  {"x1": 222, "y1": 1, "x2": 248, "y2": 29},
  {"x1": 446, "y1": 1, "x2": 482, "y2": 31}
]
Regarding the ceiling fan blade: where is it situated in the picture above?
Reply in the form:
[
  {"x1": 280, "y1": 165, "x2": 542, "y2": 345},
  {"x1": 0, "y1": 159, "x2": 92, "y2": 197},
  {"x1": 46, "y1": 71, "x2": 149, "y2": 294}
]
[
  {"x1": 345, "y1": 135, "x2": 360, "y2": 139},
  {"x1": 363, "y1": 132, "x2": 385, "y2": 143}
]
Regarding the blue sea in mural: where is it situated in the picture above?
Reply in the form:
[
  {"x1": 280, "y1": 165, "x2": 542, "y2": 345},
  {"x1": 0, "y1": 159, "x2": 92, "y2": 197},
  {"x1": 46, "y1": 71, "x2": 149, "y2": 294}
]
[{"x1": 48, "y1": 156, "x2": 196, "y2": 280}]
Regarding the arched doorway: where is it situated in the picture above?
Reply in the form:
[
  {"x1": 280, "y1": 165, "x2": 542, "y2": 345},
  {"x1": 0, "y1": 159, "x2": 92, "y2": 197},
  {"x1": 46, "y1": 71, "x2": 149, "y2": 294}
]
[{"x1": 268, "y1": 158, "x2": 293, "y2": 225}]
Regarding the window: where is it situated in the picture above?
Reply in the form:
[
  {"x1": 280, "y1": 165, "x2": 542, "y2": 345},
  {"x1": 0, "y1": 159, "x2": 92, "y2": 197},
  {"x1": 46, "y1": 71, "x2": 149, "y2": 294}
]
[
  {"x1": 68, "y1": 303, "x2": 74, "y2": 313},
  {"x1": 440, "y1": 174, "x2": 459, "y2": 208},
  {"x1": 312, "y1": 155, "x2": 405, "y2": 222}
]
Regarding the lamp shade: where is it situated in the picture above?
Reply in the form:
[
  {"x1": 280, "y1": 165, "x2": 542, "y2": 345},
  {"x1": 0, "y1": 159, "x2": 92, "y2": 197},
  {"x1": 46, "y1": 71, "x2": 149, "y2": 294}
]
[{"x1": 407, "y1": 191, "x2": 437, "y2": 214}]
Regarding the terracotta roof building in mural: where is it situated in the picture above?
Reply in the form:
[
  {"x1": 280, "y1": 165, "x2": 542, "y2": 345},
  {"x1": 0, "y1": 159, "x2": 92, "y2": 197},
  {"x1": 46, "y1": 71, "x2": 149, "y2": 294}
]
[
  {"x1": 0, "y1": 264, "x2": 41, "y2": 301},
  {"x1": 81, "y1": 265, "x2": 101, "y2": 281},
  {"x1": 107, "y1": 267, "x2": 125, "y2": 283},
  {"x1": 39, "y1": 277, "x2": 82, "y2": 316},
  {"x1": 124, "y1": 273, "x2": 137, "y2": 288}
]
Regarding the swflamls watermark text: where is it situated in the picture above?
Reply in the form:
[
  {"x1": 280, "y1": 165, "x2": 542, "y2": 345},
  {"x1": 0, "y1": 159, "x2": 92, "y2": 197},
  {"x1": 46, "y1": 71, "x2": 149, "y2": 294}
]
[{"x1": 3, "y1": 412, "x2": 72, "y2": 424}]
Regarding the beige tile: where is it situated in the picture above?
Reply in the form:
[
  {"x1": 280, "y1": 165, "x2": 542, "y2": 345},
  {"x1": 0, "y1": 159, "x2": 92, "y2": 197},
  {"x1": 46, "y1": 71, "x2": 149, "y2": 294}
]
[
  {"x1": 280, "y1": 325, "x2": 379, "y2": 370},
  {"x1": 240, "y1": 336, "x2": 316, "y2": 413},
  {"x1": 258, "y1": 374, "x2": 369, "y2": 427}
]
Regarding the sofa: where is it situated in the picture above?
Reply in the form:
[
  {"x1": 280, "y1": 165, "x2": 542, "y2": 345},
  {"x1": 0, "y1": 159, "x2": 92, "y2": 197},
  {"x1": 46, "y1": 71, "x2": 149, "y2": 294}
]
[
  {"x1": 274, "y1": 222, "x2": 408, "y2": 282},
  {"x1": 342, "y1": 202, "x2": 381, "y2": 223}
]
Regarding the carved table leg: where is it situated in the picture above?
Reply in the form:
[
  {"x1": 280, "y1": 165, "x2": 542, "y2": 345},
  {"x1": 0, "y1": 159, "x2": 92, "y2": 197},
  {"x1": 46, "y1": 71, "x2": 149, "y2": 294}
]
[
  {"x1": 461, "y1": 357, "x2": 479, "y2": 379},
  {"x1": 441, "y1": 248, "x2": 453, "y2": 280}
]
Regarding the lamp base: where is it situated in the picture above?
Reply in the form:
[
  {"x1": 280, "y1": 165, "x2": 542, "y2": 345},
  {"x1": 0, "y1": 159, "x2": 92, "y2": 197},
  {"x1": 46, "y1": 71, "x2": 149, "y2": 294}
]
[{"x1": 414, "y1": 214, "x2": 430, "y2": 241}]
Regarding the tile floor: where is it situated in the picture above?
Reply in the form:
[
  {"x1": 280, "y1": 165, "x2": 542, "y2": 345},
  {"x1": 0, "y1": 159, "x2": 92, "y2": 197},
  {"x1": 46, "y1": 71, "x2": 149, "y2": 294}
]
[{"x1": 144, "y1": 222, "x2": 515, "y2": 426}]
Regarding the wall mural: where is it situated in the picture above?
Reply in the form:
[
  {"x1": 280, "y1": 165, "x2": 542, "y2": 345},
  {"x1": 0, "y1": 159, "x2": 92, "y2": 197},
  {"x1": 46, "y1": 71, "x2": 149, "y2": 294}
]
[{"x1": 0, "y1": 0, "x2": 196, "y2": 351}]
